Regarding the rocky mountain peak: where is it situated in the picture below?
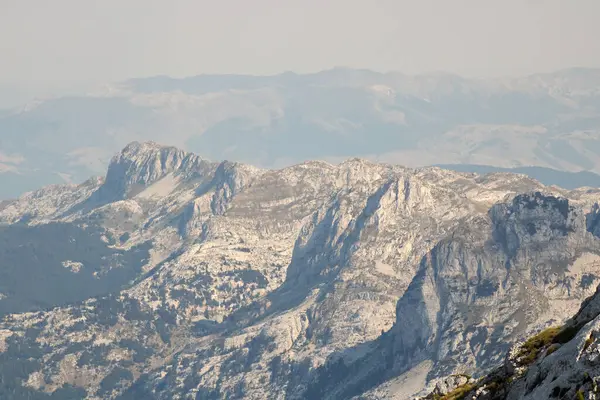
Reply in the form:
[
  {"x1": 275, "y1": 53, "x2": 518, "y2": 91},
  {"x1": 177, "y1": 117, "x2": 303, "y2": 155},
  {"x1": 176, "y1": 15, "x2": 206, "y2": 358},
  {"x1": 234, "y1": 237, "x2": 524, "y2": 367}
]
[
  {"x1": 119, "y1": 140, "x2": 166, "y2": 156},
  {"x1": 98, "y1": 141, "x2": 210, "y2": 201}
]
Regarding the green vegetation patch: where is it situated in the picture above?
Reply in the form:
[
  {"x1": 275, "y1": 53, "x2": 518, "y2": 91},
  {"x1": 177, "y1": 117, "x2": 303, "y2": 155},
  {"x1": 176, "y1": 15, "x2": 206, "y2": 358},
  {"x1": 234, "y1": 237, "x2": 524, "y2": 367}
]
[
  {"x1": 517, "y1": 326, "x2": 562, "y2": 366},
  {"x1": 583, "y1": 334, "x2": 595, "y2": 352},
  {"x1": 433, "y1": 383, "x2": 478, "y2": 400},
  {"x1": 516, "y1": 322, "x2": 587, "y2": 367}
]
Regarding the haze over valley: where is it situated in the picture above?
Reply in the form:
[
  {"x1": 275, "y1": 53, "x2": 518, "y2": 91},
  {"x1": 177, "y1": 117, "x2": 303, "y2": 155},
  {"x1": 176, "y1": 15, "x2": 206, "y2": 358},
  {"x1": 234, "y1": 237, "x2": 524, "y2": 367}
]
[{"x1": 2, "y1": 1, "x2": 600, "y2": 399}]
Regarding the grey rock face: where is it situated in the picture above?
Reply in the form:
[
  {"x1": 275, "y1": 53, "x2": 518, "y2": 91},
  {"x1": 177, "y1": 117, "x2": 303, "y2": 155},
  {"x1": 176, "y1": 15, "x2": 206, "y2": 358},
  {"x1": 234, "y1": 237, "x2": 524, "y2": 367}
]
[
  {"x1": 417, "y1": 283, "x2": 600, "y2": 399},
  {"x1": 432, "y1": 375, "x2": 473, "y2": 397},
  {"x1": 1, "y1": 142, "x2": 600, "y2": 399},
  {"x1": 97, "y1": 141, "x2": 215, "y2": 202}
]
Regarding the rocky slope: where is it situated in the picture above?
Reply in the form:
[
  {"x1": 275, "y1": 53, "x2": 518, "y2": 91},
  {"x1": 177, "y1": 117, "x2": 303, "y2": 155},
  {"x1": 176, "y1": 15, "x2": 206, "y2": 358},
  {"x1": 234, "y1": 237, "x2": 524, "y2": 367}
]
[
  {"x1": 2, "y1": 142, "x2": 600, "y2": 399},
  {"x1": 415, "y1": 282, "x2": 600, "y2": 400}
]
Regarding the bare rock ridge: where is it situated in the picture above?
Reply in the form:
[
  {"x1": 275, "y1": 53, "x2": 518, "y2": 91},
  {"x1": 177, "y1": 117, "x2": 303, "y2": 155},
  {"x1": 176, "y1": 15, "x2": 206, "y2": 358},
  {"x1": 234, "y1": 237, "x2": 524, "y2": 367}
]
[
  {"x1": 416, "y1": 283, "x2": 600, "y2": 399},
  {"x1": 303, "y1": 191, "x2": 600, "y2": 399},
  {"x1": 96, "y1": 141, "x2": 214, "y2": 202},
  {"x1": 1, "y1": 141, "x2": 600, "y2": 399}
]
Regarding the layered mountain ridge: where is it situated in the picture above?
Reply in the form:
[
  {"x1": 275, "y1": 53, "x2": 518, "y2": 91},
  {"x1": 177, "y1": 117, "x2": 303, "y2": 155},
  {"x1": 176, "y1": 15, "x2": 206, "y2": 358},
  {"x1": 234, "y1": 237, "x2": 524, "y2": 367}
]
[
  {"x1": 1, "y1": 142, "x2": 600, "y2": 399},
  {"x1": 3, "y1": 67, "x2": 600, "y2": 198}
]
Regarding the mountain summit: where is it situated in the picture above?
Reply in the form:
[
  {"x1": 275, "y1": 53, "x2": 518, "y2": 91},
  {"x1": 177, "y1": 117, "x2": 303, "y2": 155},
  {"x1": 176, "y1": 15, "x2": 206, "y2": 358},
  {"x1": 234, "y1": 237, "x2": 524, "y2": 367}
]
[{"x1": 98, "y1": 141, "x2": 210, "y2": 201}]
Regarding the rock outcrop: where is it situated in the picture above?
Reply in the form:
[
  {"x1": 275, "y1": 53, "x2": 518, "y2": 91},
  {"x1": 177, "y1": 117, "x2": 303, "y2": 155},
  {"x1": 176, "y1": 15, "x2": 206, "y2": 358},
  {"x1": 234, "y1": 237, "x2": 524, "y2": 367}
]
[{"x1": 416, "y1": 283, "x2": 600, "y2": 399}]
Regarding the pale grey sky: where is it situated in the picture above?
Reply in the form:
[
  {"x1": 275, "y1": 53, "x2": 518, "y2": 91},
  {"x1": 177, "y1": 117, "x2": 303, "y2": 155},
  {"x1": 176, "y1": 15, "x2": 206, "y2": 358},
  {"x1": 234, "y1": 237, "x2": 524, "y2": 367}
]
[{"x1": 1, "y1": 0, "x2": 599, "y2": 98}]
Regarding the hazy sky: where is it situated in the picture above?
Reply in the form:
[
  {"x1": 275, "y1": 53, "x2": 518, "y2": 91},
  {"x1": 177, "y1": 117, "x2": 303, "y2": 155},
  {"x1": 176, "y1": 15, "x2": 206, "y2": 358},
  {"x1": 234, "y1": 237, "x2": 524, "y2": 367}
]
[{"x1": 1, "y1": 0, "x2": 599, "y2": 97}]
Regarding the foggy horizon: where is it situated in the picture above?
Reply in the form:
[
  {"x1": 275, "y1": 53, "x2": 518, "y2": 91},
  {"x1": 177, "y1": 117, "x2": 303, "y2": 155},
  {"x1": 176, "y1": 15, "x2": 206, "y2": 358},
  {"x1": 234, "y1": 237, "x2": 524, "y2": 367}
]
[{"x1": 2, "y1": 0, "x2": 600, "y2": 107}]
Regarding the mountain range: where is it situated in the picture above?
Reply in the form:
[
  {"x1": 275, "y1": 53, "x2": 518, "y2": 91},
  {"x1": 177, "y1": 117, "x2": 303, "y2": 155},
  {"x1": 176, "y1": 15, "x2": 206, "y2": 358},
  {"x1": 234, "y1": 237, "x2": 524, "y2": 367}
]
[
  {"x1": 2, "y1": 67, "x2": 600, "y2": 198},
  {"x1": 2, "y1": 142, "x2": 600, "y2": 398}
]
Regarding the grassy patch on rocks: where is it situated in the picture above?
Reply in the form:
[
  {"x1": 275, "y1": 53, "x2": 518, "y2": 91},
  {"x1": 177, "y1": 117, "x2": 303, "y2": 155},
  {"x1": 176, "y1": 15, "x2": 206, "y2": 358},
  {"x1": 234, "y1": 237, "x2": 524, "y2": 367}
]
[
  {"x1": 432, "y1": 382, "x2": 478, "y2": 400},
  {"x1": 516, "y1": 326, "x2": 562, "y2": 366}
]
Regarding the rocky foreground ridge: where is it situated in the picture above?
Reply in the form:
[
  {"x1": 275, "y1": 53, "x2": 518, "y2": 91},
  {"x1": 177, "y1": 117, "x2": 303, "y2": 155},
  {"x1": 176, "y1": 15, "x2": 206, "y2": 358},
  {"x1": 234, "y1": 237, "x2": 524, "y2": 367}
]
[
  {"x1": 2, "y1": 142, "x2": 600, "y2": 399},
  {"x1": 416, "y1": 281, "x2": 600, "y2": 400}
]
